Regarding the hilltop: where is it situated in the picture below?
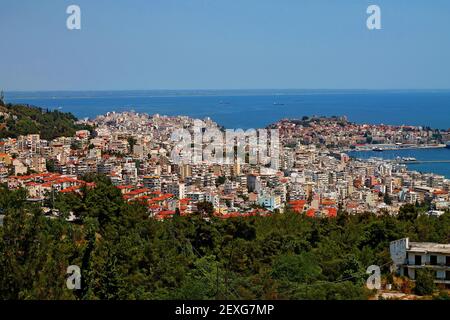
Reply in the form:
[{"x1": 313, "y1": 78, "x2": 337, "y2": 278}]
[{"x1": 0, "y1": 102, "x2": 92, "y2": 141}]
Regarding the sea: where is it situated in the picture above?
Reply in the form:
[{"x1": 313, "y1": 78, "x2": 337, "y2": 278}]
[
  {"x1": 4, "y1": 89, "x2": 450, "y2": 178},
  {"x1": 348, "y1": 148, "x2": 450, "y2": 179}
]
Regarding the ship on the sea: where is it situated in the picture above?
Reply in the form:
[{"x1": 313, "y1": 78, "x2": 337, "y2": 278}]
[
  {"x1": 446, "y1": 141, "x2": 450, "y2": 149},
  {"x1": 393, "y1": 156, "x2": 417, "y2": 163},
  {"x1": 401, "y1": 157, "x2": 417, "y2": 162}
]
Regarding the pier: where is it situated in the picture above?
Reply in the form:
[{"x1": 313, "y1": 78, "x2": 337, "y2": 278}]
[
  {"x1": 349, "y1": 144, "x2": 447, "y2": 152},
  {"x1": 393, "y1": 160, "x2": 450, "y2": 164}
]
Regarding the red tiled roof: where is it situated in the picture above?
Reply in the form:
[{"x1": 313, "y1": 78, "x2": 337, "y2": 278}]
[
  {"x1": 25, "y1": 182, "x2": 40, "y2": 186},
  {"x1": 321, "y1": 199, "x2": 336, "y2": 206},
  {"x1": 60, "y1": 186, "x2": 81, "y2": 193},
  {"x1": 124, "y1": 188, "x2": 150, "y2": 196},
  {"x1": 151, "y1": 194, "x2": 174, "y2": 201},
  {"x1": 325, "y1": 207, "x2": 338, "y2": 217},
  {"x1": 289, "y1": 200, "x2": 307, "y2": 205},
  {"x1": 159, "y1": 210, "x2": 176, "y2": 216},
  {"x1": 306, "y1": 209, "x2": 316, "y2": 217},
  {"x1": 117, "y1": 185, "x2": 133, "y2": 190}
]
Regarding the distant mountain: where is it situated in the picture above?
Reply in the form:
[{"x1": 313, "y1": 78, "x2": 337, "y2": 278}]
[{"x1": 0, "y1": 102, "x2": 91, "y2": 140}]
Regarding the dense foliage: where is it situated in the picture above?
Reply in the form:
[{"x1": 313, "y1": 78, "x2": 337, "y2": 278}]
[
  {"x1": 0, "y1": 178, "x2": 449, "y2": 300},
  {"x1": 414, "y1": 269, "x2": 436, "y2": 295},
  {"x1": 0, "y1": 103, "x2": 92, "y2": 140}
]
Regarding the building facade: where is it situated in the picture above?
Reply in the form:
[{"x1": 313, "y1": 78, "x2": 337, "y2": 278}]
[{"x1": 390, "y1": 238, "x2": 450, "y2": 286}]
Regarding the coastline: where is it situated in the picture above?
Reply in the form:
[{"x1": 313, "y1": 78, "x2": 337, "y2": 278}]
[
  {"x1": 6, "y1": 90, "x2": 450, "y2": 130},
  {"x1": 346, "y1": 145, "x2": 450, "y2": 178},
  {"x1": 343, "y1": 144, "x2": 447, "y2": 152}
]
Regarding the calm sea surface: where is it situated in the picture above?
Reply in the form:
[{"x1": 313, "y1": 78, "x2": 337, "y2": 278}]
[
  {"x1": 348, "y1": 148, "x2": 450, "y2": 178},
  {"x1": 5, "y1": 90, "x2": 450, "y2": 130},
  {"x1": 5, "y1": 90, "x2": 450, "y2": 177}
]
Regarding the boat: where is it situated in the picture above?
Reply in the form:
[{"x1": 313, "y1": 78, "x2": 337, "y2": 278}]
[
  {"x1": 273, "y1": 102, "x2": 285, "y2": 106},
  {"x1": 401, "y1": 157, "x2": 417, "y2": 162},
  {"x1": 446, "y1": 141, "x2": 450, "y2": 149},
  {"x1": 372, "y1": 147, "x2": 384, "y2": 152}
]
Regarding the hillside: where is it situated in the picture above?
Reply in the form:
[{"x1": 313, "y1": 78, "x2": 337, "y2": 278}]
[{"x1": 0, "y1": 102, "x2": 91, "y2": 141}]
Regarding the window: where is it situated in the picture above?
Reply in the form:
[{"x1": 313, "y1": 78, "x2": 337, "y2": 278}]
[
  {"x1": 446, "y1": 271, "x2": 450, "y2": 281},
  {"x1": 446, "y1": 256, "x2": 450, "y2": 266},
  {"x1": 415, "y1": 255, "x2": 422, "y2": 266},
  {"x1": 430, "y1": 255, "x2": 437, "y2": 265}
]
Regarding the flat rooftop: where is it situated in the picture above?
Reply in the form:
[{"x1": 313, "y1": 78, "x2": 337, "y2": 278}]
[{"x1": 409, "y1": 241, "x2": 450, "y2": 254}]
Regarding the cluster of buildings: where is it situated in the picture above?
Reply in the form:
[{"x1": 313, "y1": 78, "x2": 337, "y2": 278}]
[
  {"x1": 1, "y1": 112, "x2": 450, "y2": 220},
  {"x1": 271, "y1": 116, "x2": 449, "y2": 149}
]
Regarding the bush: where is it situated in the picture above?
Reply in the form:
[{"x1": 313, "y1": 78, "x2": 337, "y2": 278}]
[
  {"x1": 433, "y1": 291, "x2": 450, "y2": 300},
  {"x1": 414, "y1": 269, "x2": 435, "y2": 296}
]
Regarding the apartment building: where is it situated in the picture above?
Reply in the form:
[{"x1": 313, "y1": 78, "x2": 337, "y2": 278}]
[{"x1": 390, "y1": 238, "x2": 450, "y2": 286}]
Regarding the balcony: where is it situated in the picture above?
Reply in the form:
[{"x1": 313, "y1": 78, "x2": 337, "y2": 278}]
[{"x1": 406, "y1": 263, "x2": 450, "y2": 270}]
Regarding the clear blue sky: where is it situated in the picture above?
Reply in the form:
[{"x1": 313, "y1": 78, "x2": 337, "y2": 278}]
[{"x1": 1, "y1": 0, "x2": 450, "y2": 91}]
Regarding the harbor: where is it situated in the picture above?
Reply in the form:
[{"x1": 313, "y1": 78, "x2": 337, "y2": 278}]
[
  {"x1": 393, "y1": 159, "x2": 450, "y2": 164},
  {"x1": 347, "y1": 143, "x2": 447, "y2": 152},
  {"x1": 347, "y1": 146, "x2": 450, "y2": 178}
]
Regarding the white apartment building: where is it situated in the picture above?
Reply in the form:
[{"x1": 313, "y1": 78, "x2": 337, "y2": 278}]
[{"x1": 390, "y1": 238, "x2": 450, "y2": 286}]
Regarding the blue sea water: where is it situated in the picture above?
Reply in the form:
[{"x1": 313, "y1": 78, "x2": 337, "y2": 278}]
[
  {"x1": 348, "y1": 148, "x2": 450, "y2": 178},
  {"x1": 5, "y1": 90, "x2": 450, "y2": 130},
  {"x1": 5, "y1": 89, "x2": 450, "y2": 177}
]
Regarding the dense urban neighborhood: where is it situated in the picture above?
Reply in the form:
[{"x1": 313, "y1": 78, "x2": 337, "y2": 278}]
[
  {"x1": 2, "y1": 104, "x2": 450, "y2": 220},
  {"x1": 1, "y1": 102, "x2": 449, "y2": 300}
]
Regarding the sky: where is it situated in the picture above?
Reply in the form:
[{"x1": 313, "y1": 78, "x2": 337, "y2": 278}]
[{"x1": 0, "y1": 0, "x2": 450, "y2": 91}]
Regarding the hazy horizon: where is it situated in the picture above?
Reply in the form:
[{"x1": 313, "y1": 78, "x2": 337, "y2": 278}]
[{"x1": 5, "y1": 88, "x2": 450, "y2": 95}]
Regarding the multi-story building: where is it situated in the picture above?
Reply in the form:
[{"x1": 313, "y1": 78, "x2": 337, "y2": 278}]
[
  {"x1": 143, "y1": 175, "x2": 161, "y2": 192},
  {"x1": 186, "y1": 191, "x2": 205, "y2": 203},
  {"x1": 258, "y1": 193, "x2": 281, "y2": 211},
  {"x1": 167, "y1": 182, "x2": 185, "y2": 200},
  {"x1": 390, "y1": 238, "x2": 450, "y2": 287}
]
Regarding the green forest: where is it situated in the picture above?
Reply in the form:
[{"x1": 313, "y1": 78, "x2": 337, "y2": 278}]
[
  {"x1": 0, "y1": 175, "x2": 449, "y2": 300},
  {"x1": 0, "y1": 103, "x2": 92, "y2": 140}
]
